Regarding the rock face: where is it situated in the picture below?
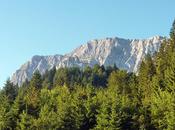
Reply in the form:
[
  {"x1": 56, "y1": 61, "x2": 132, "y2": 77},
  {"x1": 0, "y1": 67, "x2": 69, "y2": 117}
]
[{"x1": 11, "y1": 36, "x2": 164, "y2": 86}]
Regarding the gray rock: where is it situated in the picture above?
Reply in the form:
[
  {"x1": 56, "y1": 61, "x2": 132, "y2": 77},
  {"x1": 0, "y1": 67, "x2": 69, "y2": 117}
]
[{"x1": 11, "y1": 36, "x2": 164, "y2": 86}]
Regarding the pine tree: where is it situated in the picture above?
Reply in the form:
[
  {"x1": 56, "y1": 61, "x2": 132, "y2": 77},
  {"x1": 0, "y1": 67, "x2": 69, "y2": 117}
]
[
  {"x1": 164, "y1": 19, "x2": 175, "y2": 92},
  {"x1": 95, "y1": 90, "x2": 111, "y2": 129},
  {"x1": 138, "y1": 54, "x2": 156, "y2": 105},
  {"x1": 54, "y1": 68, "x2": 69, "y2": 87},
  {"x1": 108, "y1": 70, "x2": 128, "y2": 95},
  {"x1": 42, "y1": 66, "x2": 56, "y2": 89},
  {"x1": 170, "y1": 19, "x2": 175, "y2": 41},
  {"x1": 151, "y1": 88, "x2": 175, "y2": 130},
  {"x1": 16, "y1": 111, "x2": 34, "y2": 130},
  {"x1": 24, "y1": 86, "x2": 40, "y2": 117},
  {"x1": 0, "y1": 95, "x2": 11, "y2": 129},
  {"x1": 30, "y1": 71, "x2": 42, "y2": 89},
  {"x1": 3, "y1": 79, "x2": 18, "y2": 102}
]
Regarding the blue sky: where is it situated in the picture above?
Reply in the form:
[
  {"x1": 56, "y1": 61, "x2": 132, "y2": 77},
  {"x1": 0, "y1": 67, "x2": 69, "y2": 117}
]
[{"x1": 0, "y1": 0, "x2": 174, "y2": 88}]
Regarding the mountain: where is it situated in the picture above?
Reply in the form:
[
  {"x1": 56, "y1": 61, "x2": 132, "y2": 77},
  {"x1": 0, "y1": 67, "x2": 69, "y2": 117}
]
[{"x1": 11, "y1": 36, "x2": 164, "y2": 86}]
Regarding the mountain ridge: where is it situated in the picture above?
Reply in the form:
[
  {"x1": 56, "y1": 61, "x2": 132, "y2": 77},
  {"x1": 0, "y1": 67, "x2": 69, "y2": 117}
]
[{"x1": 11, "y1": 36, "x2": 164, "y2": 86}]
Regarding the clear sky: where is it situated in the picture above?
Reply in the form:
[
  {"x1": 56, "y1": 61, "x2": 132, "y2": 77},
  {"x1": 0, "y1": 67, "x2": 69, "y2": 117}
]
[{"x1": 0, "y1": 0, "x2": 174, "y2": 88}]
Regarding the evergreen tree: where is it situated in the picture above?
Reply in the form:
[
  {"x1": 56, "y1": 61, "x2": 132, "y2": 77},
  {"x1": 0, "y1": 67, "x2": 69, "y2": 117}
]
[
  {"x1": 42, "y1": 66, "x2": 56, "y2": 89},
  {"x1": 16, "y1": 111, "x2": 34, "y2": 130},
  {"x1": 151, "y1": 88, "x2": 175, "y2": 130},
  {"x1": 0, "y1": 19, "x2": 175, "y2": 129},
  {"x1": 24, "y1": 86, "x2": 40, "y2": 117},
  {"x1": 30, "y1": 70, "x2": 42, "y2": 89},
  {"x1": 2, "y1": 79, "x2": 18, "y2": 102},
  {"x1": 54, "y1": 68, "x2": 69, "y2": 87},
  {"x1": 138, "y1": 54, "x2": 156, "y2": 105},
  {"x1": 170, "y1": 19, "x2": 175, "y2": 40},
  {"x1": 164, "y1": 19, "x2": 175, "y2": 92},
  {"x1": 0, "y1": 95, "x2": 11, "y2": 129},
  {"x1": 108, "y1": 70, "x2": 128, "y2": 95}
]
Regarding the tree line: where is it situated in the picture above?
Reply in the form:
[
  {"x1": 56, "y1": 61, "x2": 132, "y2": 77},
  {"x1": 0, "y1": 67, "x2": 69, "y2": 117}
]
[{"x1": 0, "y1": 20, "x2": 174, "y2": 130}]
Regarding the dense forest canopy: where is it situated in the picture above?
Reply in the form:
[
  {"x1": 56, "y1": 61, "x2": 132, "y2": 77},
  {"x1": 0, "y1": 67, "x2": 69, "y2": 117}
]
[{"x1": 0, "y1": 20, "x2": 175, "y2": 130}]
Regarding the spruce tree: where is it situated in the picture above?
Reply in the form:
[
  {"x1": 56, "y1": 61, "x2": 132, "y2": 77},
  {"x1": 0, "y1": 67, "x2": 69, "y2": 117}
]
[
  {"x1": 170, "y1": 19, "x2": 175, "y2": 41},
  {"x1": 30, "y1": 71, "x2": 42, "y2": 89},
  {"x1": 3, "y1": 79, "x2": 18, "y2": 102},
  {"x1": 138, "y1": 54, "x2": 156, "y2": 105}
]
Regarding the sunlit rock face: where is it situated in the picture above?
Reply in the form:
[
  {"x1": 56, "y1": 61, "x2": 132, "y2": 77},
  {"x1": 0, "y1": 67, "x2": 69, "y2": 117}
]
[{"x1": 11, "y1": 36, "x2": 164, "y2": 86}]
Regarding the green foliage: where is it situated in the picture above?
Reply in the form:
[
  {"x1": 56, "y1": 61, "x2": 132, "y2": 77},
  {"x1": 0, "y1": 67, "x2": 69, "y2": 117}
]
[
  {"x1": 30, "y1": 70, "x2": 42, "y2": 89},
  {"x1": 151, "y1": 88, "x2": 175, "y2": 130},
  {"x1": 108, "y1": 70, "x2": 128, "y2": 95},
  {"x1": 170, "y1": 19, "x2": 175, "y2": 40},
  {"x1": 42, "y1": 66, "x2": 56, "y2": 89},
  {"x1": 0, "y1": 20, "x2": 175, "y2": 130},
  {"x1": 16, "y1": 111, "x2": 34, "y2": 130},
  {"x1": 0, "y1": 95, "x2": 11, "y2": 129},
  {"x1": 139, "y1": 54, "x2": 156, "y2": 106},
  {"x1": 2, "y1": 79, "x2": 18, "y2": 102}
]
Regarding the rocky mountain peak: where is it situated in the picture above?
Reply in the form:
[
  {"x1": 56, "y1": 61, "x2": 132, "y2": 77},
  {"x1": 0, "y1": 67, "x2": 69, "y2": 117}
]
[{"x1": 11, "y1": 36, "x2": 164, "y2": 86}]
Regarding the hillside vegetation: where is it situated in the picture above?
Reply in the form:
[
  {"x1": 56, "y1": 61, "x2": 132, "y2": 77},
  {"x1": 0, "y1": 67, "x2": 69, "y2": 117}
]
[{"x1": 0, "y1": 20, "x2": 174, "y2": 130}]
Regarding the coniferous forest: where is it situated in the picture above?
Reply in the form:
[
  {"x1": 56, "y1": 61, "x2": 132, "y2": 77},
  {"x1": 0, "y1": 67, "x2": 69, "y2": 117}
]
[{"x1": 0, "y1": 20, "x2": 175, "y2": 130}]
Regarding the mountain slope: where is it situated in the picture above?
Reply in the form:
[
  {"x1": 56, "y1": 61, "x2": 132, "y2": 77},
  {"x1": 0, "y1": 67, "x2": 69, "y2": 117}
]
[{"x1": 11, "y1": 36, "x2": 164, "y2": 86}]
